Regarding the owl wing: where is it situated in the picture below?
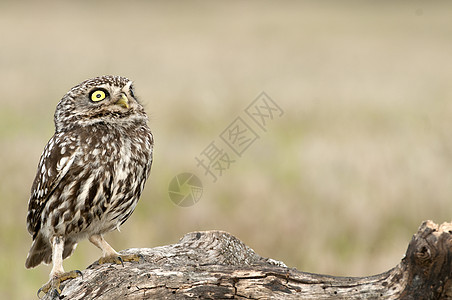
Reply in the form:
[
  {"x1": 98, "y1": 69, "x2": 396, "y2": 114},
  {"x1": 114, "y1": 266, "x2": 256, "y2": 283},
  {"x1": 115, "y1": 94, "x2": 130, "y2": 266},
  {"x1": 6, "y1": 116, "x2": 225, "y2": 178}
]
[{"x1": 26, "y1": 132, "x2": 79, "y2": 238}]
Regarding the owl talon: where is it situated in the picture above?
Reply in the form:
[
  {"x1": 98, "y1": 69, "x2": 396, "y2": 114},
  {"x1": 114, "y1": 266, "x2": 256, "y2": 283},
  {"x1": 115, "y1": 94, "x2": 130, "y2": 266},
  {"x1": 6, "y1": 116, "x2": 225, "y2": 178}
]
[
  {"x1": 37, "y1": 286, "x2": 51, "y2": 299},
  {"x1": 75, "y1": 269, "x2": 83, "y2": 279},
  {"x1": 98, "y1": 253, "x2": 141, "y2": 266},
  {"x1": 37, "y1": 287, "x2": 59, "y2": 299},
  {"x1": 36, "y1": 270, "x2": 82, "y2": 298},
  {"x1": 118, "y1": 256, "x2": 124, "y2": 267},
  {"x1": 122, "y1": 253, "x2": 142, "y2": 263}
]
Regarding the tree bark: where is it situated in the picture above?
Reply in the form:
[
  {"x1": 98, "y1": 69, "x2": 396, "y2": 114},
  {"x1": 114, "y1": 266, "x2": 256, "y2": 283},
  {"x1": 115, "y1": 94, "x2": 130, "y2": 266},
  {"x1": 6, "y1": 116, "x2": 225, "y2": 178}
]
[{"x1": 42, "y1": 220, "x2": 452, "y2": 299}]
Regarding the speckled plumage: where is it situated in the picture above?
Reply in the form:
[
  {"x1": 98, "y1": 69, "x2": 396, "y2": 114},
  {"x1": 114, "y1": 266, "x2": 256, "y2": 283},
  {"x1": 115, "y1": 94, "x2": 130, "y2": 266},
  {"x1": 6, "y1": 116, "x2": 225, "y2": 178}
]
[{"x1": 25, "y1": 75, "x2": 153, "y2": 271}]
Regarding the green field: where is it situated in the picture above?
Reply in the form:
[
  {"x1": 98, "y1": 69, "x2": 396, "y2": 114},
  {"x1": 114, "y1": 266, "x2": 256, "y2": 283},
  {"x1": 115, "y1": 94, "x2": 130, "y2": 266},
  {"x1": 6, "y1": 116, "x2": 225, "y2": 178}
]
[{"x1": 1, "y1": 1, "x2": 452, "y2": 298}]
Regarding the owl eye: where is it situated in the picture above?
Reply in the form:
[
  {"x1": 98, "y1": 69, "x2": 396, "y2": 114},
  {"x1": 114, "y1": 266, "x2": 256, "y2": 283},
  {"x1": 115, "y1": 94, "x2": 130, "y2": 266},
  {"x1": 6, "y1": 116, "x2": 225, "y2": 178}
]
[{"x1": 90, "y1": 89, "x2": 108, "y2": 102}]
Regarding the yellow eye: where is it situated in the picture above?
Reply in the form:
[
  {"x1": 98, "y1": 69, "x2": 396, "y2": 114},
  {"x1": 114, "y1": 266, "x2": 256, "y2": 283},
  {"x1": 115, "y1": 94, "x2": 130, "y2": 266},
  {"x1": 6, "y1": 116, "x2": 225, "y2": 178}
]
[{"x1": 90, "y1": 90, "x2": 107, "y2": 102}]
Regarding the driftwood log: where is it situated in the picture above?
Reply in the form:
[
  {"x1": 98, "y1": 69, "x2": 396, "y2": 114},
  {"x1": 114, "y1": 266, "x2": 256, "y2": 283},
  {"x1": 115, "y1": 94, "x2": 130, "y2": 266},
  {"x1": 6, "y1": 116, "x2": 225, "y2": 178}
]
[{"x1": 42, "y1": 220, "x2": 452, "y2": 300}]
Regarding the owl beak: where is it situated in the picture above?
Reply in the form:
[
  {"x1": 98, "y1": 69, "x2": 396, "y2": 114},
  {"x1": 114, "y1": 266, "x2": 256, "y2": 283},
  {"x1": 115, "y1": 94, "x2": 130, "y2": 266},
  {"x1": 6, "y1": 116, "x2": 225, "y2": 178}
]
[{"x1": 115, "y1": 94, "x2": 129, "y2": 109}]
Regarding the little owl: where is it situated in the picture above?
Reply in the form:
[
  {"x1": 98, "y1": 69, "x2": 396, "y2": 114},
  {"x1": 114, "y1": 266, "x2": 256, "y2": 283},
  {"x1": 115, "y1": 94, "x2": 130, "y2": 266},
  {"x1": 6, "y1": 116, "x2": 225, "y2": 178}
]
[{"x1": 25, "y1": 75, "x2": 154, "y2": 296}]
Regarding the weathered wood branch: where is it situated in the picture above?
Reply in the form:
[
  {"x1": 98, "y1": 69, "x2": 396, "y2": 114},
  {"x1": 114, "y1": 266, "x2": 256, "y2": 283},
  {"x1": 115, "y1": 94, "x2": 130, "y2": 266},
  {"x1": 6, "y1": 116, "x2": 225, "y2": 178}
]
[{"x1": 43, "y1": 220, "x2": 452, "y2": 299}]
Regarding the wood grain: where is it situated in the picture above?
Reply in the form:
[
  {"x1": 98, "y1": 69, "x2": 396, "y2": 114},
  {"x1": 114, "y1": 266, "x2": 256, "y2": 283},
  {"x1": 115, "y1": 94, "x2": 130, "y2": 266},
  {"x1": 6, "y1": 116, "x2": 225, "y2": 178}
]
[{"x1": 42, "y1": 221, "x2": 452, "y2": 299}]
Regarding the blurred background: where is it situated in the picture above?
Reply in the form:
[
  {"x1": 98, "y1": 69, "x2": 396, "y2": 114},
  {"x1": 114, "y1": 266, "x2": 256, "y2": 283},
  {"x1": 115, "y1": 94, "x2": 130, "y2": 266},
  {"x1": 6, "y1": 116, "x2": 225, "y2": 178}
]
[{"x1": 1, "y1": 1, "x2": 452, "y2": 298}]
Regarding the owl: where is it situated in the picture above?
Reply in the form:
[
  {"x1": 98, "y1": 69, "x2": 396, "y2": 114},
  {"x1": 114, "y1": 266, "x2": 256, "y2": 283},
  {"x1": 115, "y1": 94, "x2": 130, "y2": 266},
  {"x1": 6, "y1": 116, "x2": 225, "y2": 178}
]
[{"x1": 25, "y1": 75, "x2": 154, "y2": 295}]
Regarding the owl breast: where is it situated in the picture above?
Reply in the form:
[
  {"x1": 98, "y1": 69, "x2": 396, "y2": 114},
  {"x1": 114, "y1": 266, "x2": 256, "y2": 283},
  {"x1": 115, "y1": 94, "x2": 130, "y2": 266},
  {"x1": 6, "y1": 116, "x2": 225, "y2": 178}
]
[{"x1": 41, "y1": 122, "x2": 153, "y2": 241}]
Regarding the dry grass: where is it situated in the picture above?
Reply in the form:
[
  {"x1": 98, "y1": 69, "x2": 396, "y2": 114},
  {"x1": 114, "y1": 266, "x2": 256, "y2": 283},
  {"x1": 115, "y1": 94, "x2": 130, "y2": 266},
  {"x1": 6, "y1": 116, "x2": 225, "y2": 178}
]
[{"x1": 1, "y1": 1, "x2": 452, "y2": 298}]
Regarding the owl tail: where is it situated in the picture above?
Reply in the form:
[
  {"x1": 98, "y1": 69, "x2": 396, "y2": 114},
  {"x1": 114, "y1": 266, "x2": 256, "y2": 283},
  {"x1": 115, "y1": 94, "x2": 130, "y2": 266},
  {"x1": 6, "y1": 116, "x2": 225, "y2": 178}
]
[
  {"x1": 25, "y1": 232, "x2": 52, "y2": 268},
  {"x1": 25, "y1": 232, "x2": 78, "y2": 268}
]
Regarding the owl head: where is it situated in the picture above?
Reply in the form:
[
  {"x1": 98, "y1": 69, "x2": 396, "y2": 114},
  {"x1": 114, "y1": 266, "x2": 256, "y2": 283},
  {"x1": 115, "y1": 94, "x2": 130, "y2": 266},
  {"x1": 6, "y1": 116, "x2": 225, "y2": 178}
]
[{"x1": 54, "y1": 75, "x2": 147, "y2": 132}]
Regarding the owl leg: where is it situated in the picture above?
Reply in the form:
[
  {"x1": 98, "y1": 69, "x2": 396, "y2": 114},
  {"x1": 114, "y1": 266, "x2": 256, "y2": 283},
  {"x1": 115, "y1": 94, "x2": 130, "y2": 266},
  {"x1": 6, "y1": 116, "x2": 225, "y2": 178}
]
[
  {"x1": 89, "y1": 234, "x2": 141, "y2": 266},
  {"x1": 37, "y1": 236, "x2": 82, "y2": 298}
]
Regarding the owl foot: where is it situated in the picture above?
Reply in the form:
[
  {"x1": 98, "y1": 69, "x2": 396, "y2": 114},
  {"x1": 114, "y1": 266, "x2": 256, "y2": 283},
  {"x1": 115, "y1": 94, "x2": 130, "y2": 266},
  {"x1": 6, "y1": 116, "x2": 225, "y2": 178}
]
[
  {"x1": 98, "y1": 253, "x2": 143, "y2": 267},
  {"x1": 37, "y1": 270, "x2": 82, "y2": 298}
]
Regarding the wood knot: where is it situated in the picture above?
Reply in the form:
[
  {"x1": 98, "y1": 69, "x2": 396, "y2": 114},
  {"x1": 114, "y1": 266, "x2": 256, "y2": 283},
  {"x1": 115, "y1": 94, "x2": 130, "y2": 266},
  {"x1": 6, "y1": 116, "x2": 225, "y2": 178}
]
[{"x1": 415, "y1": 245, "x2": 432, "y2": 265}]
